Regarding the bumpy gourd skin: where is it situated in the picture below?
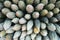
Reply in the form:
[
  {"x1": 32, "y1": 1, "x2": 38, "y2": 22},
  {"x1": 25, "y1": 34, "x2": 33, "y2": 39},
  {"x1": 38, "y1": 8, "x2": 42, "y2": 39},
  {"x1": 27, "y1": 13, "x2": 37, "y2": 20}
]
[{"x1": 0, "y1": 0, "x2": 60, "y2": 40}]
